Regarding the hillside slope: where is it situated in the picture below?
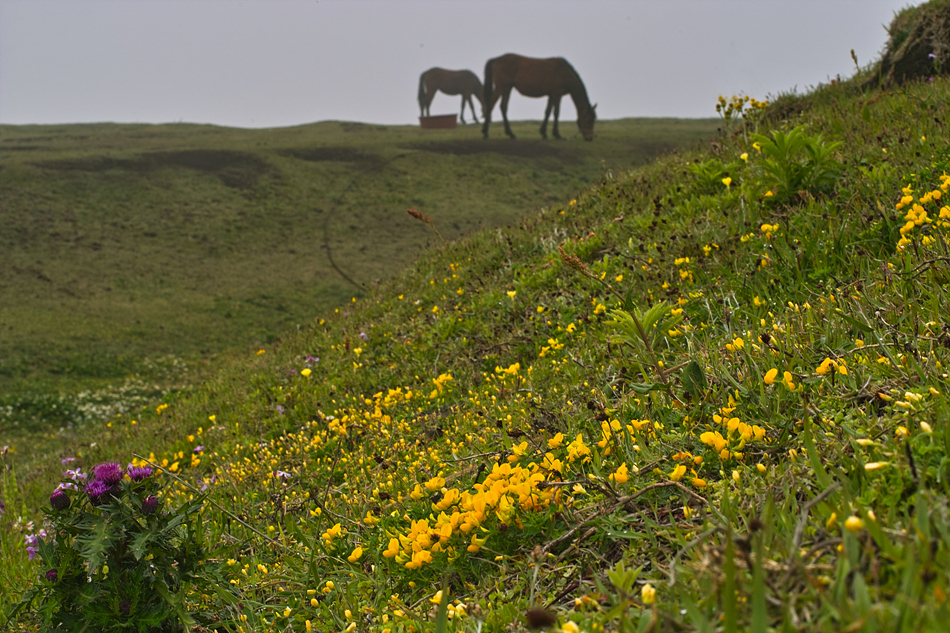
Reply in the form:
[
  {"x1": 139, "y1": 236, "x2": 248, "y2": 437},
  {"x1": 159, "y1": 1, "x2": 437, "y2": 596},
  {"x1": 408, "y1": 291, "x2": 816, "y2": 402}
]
[
  {"x1": 5, "y1": 54, "x2": 950, "y2": 633},
  {"x1": 0, "y1": 118, "x2": 719, "y2": 447}
]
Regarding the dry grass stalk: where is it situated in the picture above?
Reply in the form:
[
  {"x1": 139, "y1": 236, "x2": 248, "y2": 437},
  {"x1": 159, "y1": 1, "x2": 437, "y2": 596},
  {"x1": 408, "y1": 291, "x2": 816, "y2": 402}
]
[{"x1": 407, "y1": 208, "x2": 446, "y2": 245}]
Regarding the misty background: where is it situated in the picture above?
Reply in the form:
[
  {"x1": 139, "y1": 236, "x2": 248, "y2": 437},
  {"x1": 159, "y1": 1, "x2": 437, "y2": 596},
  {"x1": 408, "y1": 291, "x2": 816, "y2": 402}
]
[{"x1": 1, "y1": 0, "x2": 903, "y2": 128}]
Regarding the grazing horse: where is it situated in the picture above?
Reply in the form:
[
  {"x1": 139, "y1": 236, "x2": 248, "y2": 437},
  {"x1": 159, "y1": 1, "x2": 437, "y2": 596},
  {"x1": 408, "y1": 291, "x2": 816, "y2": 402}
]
[
  {"x1": 418, "y1": 68, "x2": 485, "y2": 124},
  {"x1": 482, "y1": 53, "x2": 596, "y2": 141}
]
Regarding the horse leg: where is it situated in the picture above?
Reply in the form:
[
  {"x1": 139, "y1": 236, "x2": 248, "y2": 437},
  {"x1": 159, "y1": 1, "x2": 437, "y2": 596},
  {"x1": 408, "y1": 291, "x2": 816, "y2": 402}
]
[
  {"x1": 541, "y1": 98, "x2": 554, "y2": 139},
  {"x1": 483, "y1": 91, "x2": 500, "y2": 138},
  {"x1": 552, "y1": 98, "x2": 562, "y2": 139},
  {"x1": 501, "y1": 89, "x2": 516, "y2": 139},
  {"x1": 421, "y1": 90, "x2": 432, "y2": 118},
  {"x1": 466, "y1": 95, "x2": 479, "y2": 124},
  {"x1": 459, "y1": 96, "x2": 466, "y2": 124}
]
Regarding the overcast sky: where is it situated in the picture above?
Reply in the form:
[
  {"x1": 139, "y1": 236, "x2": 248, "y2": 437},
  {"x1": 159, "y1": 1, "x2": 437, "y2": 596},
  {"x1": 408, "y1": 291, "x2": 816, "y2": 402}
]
[{"x1": 0, "y1": 0, "x2": 904, "y2": 129}]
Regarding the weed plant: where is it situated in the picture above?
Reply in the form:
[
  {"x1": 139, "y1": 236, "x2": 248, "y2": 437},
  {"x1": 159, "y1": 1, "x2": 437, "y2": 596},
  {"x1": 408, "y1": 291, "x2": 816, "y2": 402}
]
[{"x1": 6, "y1": 461, "x2": 223, "y2": 632}]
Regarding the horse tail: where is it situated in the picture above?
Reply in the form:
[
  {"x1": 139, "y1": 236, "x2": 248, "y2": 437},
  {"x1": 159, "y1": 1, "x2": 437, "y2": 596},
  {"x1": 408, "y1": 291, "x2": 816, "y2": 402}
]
[{"x1": 418, "y1": 71, "x2": 428, "y2": 112}]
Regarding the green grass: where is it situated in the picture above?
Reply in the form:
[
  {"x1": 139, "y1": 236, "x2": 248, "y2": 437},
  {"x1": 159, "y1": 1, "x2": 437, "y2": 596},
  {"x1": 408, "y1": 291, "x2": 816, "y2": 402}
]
[
  {"x1": 9, "y1": 47, "x2": 950, "y2": 632},
  {"x1": 0, "y1": 117, "x2": 719, "y2": 448}
]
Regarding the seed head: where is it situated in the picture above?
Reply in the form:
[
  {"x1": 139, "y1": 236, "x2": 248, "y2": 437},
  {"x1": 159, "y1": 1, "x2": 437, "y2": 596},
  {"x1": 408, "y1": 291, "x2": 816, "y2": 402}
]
[{"x1": 407, "y1": 208, "x2": 434, "y2": 227}]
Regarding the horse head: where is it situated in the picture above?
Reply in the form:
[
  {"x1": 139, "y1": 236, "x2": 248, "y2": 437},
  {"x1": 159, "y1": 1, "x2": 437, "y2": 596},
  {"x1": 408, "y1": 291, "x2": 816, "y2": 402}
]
[{"x1": 578, "y1": 103, "x2": 596, "y2": 141}]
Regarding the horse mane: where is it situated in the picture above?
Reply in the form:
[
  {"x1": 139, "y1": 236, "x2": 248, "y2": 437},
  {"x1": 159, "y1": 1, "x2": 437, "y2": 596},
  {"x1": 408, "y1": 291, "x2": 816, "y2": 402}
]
[{"x1": 559, "y1": 57, "x2": 592, "y2": 112}]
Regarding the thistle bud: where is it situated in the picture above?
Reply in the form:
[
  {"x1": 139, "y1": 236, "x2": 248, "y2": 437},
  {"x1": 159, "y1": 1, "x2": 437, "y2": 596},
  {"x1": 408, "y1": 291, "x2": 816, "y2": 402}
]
[
  {"x1": 50, "y1": 489, "x2": 71, "y2": 511},
  {"x1": 142, "y1": 496, "x2": 159, "y2": 515}
]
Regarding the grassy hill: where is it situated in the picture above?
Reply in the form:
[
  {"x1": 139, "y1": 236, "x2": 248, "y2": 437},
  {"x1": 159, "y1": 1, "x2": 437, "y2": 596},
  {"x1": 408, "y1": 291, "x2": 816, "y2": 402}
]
[
  {"x1": 7, "y1": 14, "x2": 950, "y2": 631},
  {"x1": 0, "y1": 117, "x2": 719, "y2": 448}
]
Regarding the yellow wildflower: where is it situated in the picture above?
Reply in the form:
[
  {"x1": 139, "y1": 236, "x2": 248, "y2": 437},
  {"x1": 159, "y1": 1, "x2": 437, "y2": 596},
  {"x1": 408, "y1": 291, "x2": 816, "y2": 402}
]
[
  {"x1": 641, "y1": 583, "x2": 656, "y2": 605},
  {"x1": 609, "y1": 463, "x2": 629, "y2": 484},
  {"x1": 844, "y1": 516, "x2": 865, "y2": 533}
]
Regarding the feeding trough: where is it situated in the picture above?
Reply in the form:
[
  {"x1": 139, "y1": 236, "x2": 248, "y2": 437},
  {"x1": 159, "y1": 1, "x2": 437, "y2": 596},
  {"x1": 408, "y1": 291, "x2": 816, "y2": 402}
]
[{"x1": 419, "y1": 114, "x2": 457, "y2": 129}]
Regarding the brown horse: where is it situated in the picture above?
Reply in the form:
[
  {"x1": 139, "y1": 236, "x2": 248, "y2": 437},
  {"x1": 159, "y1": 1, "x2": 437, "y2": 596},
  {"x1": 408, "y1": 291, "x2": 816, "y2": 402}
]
[
  {"x1": 418, "y1": 68, "x2": 485, "y2": 124},
  {"x1": 482, "y1": 53, "x2": 596, "y2": 141}
]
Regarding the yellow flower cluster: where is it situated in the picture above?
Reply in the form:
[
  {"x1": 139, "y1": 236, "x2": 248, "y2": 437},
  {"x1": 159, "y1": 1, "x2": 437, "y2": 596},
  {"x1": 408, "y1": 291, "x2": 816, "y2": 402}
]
[
  {"x1": 674, "y1": 256, "x2": 694, "y2": 283},
  {"x1": 764, "y1": 368, "x2": 797, "y2": 390},
  {"x1": 726, "y1": 337, "x2": 744, "y2": 352},
  {"x1": 895, "y1": 178, "x2": 950, "y2": 249},
  {"x1": 494, "y1": 363, "x2": 520, "y2": 376},
  {"x1": 816, "y1": 357, "x2": 848, "y2": 376},
  {"x1": 700, "y1": 404, "x2": 766, "y2": 461},
  {"x1": 716, "y1": 94, "x2": 768, "y2": 121},
  {"x1": 383, "y1": 461, "x2": 551, "y2": 570},
  {"x1": 428, "y1": 372, "x2": 453, "y2": 398}
]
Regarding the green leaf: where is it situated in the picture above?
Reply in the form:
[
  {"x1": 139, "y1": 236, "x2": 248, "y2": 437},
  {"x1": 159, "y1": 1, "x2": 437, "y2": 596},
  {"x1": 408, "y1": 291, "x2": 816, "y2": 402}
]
[
  {"x1": 131, "y1": 525, "x2": 158, "y2": 561},
  {"x1": 803, "y1": 417, "x2": 832, "y2": 489},
  {"x1": 751, "y1": 535, "x2": 767, "y2": 633},
  {"x1": 682, "y1": 597, "x2": 715, "y2": 633},
  {"x1": 681, "y1": 360, "x2": 708, "y2": 399},
  {"x1": 640, "y1": 301, "x2": 670, "y2": 331},
  {"x1": 833, "y1": 308, "x2": 874, "y2": 334},
  {"x1": 75, "y1": 514, "x2": 112, "y2": 574},
  {"x1": 723, "y1": 531, "x2": 737, "y2": 633},
  {"x1": 628, "y1": 382, "x2": 664, "y2": 395},
  {"x1": 434, "y1": 577, "x2": 450, "y2": 633},
  {"x1": 606, "y1": 561, "x2": 640, "y2": 593}
]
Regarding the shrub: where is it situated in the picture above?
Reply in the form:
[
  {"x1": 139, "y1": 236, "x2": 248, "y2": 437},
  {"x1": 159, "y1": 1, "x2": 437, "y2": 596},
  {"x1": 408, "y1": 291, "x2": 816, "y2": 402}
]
[
  {"x1": 750, "y1": 126, "x2": 842, "y2": 204},
  {"x1": 13, "y1": 462, "x2": 213, "y2": 632}
]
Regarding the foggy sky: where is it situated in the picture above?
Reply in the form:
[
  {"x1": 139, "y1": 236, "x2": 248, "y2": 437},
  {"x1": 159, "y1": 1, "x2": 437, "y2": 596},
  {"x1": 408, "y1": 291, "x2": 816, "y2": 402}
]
[{"x1": 0, "y1": 0, "x2": 903, "y2": 128}]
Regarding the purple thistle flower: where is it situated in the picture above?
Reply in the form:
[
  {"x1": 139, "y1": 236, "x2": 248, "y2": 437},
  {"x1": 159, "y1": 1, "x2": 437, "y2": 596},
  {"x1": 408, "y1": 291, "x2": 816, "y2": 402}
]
[
  {"x1": 127, "y1": 465, "x2": 153, "y2": 482},
  {"x1": 45, "y1": 569, "x2": 58, "y2": 582},
  {"x1": 85, "y1": 479, "x2": 112, "y2": 504},
  {"x1": 142, "y1": 496, "x2": 159, "y2": 515},
  {"x1": 92, "y1": 462, "x2": 124, "y2": 486},
  {"x1": 0, "y1": 498, "x2": 5, "y2": 516},
  {"x1": 50, "y1": 489, "x2": 71, "y2": 511}
]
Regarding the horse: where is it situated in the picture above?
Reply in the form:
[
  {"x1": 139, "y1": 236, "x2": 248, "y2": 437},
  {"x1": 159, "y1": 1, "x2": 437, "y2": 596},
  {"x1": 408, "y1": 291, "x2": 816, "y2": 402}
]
[
  {"x1": 418, "y1": 68, "x2": 485, "y2": 124},
  {"x1": 481, "y1": 53, "x2": 596, "y2": 141}
]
